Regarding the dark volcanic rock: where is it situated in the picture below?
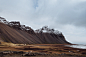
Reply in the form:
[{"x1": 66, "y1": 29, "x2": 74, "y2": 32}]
[
  {"x1": 0, "y1": 17, "x2": 70, "y2": 44},
  {"x1": 22, "y1": 52, "x2": 36, "y2": 56}
]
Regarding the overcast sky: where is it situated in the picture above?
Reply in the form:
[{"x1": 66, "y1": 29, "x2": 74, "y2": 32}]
[{"x1": 0, "y1": 0, "x2": 86, "y2": 44}]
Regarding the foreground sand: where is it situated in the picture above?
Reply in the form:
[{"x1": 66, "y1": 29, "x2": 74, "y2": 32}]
[{"x1": 0, "y1": 42, "x2": 86, "y2": 57}]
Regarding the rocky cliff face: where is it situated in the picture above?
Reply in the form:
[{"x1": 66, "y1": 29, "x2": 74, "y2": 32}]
[{"x1": 0, "y1": 17, "x2": 70, "y2": 44}]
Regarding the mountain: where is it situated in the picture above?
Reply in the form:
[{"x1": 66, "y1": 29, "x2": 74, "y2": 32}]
[{"x1": 0, "y1": 17, "x2": 70, "y2": 44}]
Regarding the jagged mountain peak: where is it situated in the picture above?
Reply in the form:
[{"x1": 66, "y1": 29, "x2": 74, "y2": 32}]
[{"x1": 0, "y1": 17, "x2": 70, "y2": 44}]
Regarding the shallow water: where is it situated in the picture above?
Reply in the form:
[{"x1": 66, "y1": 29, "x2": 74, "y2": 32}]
[{"x1": 66, "y1": 44, "x2": 86, "y2": 49}]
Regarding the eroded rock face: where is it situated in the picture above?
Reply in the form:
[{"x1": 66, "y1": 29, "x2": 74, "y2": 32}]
[{"x1": 0, "y1": 17, "x2": 70, "y2": 44}]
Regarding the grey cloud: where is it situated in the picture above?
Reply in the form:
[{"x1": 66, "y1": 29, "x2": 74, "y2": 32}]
[
  {"x1": 0, "y1": 0, "x2": 86, "y2": 43},
  {"x1": 0, "y1": 0, "x2": 86, "y2": 28},
  {"x1": 29, "y1": 0, "x2": 86, "y2": 28}
]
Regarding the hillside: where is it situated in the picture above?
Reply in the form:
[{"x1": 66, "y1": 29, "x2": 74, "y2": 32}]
[{"x1": 0, "y1": 17, "x2": 70, "y2": 44}]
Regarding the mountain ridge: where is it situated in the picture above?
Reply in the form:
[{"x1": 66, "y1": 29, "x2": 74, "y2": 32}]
[{"x1": 0, "y1": 17, "x2": 70, "y2": 44}]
